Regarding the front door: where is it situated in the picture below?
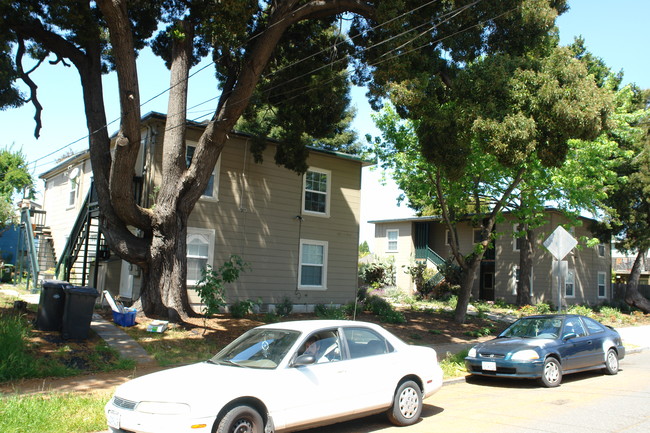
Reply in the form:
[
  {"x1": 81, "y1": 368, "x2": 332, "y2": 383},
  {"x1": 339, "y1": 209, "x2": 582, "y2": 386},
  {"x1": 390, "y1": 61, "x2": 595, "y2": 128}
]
[{"x1": 479, "y1": 263, "x2": 495, "y2": 301}]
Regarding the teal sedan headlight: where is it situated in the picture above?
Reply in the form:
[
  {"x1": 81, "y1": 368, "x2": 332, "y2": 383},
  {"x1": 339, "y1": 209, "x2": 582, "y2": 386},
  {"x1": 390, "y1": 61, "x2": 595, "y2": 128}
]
[
  {"x1": 511, "y1": 349, "x2": 540, "y2": 361},
  {"x1": 468, "y1": 347, "x2": 477, "y2": 358}
]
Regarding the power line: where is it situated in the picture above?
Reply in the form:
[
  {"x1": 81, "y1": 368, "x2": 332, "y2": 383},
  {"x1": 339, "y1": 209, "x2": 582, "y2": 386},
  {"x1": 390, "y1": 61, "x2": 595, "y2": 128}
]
[{"x1": 28, "y1": 0, "x2": 497, "y2": 168}]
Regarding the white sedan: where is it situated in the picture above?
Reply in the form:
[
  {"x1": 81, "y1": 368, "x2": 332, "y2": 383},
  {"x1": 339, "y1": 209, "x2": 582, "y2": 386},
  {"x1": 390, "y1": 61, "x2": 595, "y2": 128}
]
[{"x1": 105, "y1": 320, "x2": 443, "y2": 433}]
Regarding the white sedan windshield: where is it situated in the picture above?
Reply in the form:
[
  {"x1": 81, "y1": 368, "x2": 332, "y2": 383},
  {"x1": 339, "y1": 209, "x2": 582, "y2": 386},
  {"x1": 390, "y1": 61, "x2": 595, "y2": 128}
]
[{"x1": 210, "y1": 329, "x2": 301, "y2": 369}]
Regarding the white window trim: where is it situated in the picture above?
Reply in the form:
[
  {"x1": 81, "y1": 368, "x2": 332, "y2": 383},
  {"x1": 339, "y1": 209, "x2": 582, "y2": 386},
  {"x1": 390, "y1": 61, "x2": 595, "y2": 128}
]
[
  {"x1": 298, "y1": 239, "x2": 328, "y2": 290},
  {"x1": 186, "y1": 142, "x2": 220, "y2": 201},
  {"x1": 186, "y1": 227, "x2": 215, "y2": 286},
  {"x1": 302, "y1": 167, "x2": 331, "y2": 218},
  {"x1": 597, "y1": 244, "x2": 606, "y2": 258},
  {"x1": 445, "y1": 229, "x2": 451, "y2": 246},
  {"x1": 386, "y1": 229, "x2": 399, "y2": 252},
  {"x1": 511, "y1": 265, "x2": 520, "y2": 295},
  {"x1": 565, "y1": 270, "x2": 576, "y2": 298},
  {"x1": 67, "y1": 178, "x2": 78, "y2": 209},
  {"x1": 513, "y1": 224, "x2": 521, "y2": 252},
  {"x1": 597, "y1": 271, "x2": 607, "y2": 298}
]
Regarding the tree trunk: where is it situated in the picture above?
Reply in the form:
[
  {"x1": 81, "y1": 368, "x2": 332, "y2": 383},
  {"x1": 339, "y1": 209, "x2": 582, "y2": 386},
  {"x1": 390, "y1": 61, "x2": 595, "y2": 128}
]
[
  {"x1": 625, "y1": 248, "x2": 650, "y2": 313},
  {"x1": 453, "y1": 257, "x2": 481, "y2": 324},
  {"x1": 142, "y1": 215, "x2": 192, "y2": 321},
  {"x1": 517, "y1": 226, "x2": 533, "y2": 306}
]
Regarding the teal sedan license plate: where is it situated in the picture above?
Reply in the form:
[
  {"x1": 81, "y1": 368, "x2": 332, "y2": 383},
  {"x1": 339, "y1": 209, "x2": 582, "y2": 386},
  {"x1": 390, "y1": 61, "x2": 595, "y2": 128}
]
[{"x1": 482, "y1": 361, "x2": 497, "y2": 371}]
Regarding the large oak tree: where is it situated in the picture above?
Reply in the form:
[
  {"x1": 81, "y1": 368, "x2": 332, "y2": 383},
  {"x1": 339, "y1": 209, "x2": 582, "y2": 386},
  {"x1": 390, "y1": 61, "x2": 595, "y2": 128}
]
[{"x1": 1, "y1": 0, "x2": 572, "y2": 320}]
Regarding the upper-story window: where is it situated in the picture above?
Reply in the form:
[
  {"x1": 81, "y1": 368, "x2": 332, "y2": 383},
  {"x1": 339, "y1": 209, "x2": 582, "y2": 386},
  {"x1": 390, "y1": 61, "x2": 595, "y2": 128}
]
[
  {"x1": 68, "y1": 178, "x2": 78, "y2": 208},
  {"x1": 386, "y1": 229, "x2": 398, "y2": 252},
  {"x1": 597, "y1": 244, "x2": 606, "y2": 257},
  {"x1": 186, "y1": 143, "x2": 219, "y2": 199},
  {"x1": 303, "y1": 168, "x2": 331, "y2": 217}
]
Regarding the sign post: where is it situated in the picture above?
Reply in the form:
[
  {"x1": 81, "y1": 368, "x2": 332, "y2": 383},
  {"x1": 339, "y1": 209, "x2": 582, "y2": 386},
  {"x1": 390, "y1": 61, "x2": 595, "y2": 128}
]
[{"x1": 543, "y1": 226, "x2": 578, "y2": 311}]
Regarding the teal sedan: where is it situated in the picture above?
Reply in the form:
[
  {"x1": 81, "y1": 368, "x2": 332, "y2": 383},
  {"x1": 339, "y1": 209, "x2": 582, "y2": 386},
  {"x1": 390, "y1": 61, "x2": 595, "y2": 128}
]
[{"x1": 465, "y1": 314, "x2": 625, "y2": 387}]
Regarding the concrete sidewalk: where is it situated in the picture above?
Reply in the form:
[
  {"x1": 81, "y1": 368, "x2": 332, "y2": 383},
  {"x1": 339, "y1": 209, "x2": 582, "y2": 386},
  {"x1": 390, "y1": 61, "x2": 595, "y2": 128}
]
[{"x1": 90, "y1": 314, "x2": 155, "y2": 364}]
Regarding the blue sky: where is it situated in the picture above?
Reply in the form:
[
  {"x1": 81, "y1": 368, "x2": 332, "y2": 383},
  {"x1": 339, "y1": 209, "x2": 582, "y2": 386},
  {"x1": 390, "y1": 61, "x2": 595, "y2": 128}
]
[{"x1": 1, "y1": 1, "x2": 648, "y2": 244}]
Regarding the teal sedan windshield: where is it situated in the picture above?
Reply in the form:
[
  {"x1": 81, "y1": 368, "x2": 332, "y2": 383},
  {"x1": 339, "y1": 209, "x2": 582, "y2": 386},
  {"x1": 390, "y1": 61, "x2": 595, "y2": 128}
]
[
  {"x1": 501, "y1": 317, "x2": 562, "y2": 339},
  {"x1": 210, "y1": 329, "x2": 301, "y2": 369}
]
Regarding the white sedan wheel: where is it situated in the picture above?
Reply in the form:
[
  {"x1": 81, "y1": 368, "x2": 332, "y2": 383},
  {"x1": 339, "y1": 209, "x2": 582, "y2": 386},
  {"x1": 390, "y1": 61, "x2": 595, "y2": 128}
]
[{"x1": 387, "y1": 380, "x2": 422, "y2": 426}]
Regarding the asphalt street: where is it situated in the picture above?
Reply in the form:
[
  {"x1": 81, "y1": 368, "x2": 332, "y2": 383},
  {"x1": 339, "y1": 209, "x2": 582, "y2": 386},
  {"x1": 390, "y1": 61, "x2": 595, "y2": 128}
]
[{"x1": 304, "y1": 349, "x2": 650, "y2": 433}]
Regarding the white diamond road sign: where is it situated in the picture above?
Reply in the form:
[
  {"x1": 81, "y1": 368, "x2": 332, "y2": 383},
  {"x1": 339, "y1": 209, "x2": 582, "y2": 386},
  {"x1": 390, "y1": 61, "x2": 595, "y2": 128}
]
[{"x1": 543, "y1": 226, "x2": 577, "y2": 261}]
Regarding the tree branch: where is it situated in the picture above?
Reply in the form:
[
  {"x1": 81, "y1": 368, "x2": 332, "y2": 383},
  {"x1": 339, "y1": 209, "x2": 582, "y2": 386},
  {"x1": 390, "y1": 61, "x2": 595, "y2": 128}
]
[{"x1": 15, "y1": 38, "x2": 43, "y2": 139}]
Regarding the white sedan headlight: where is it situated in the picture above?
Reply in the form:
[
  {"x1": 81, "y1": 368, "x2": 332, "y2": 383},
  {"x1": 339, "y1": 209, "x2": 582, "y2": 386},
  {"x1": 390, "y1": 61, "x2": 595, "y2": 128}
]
[
  {"x1": 136, "y1": 401, "x2": 191, "y2": 415},
  {"x1": 511, "y1": 349, "x2": 540, "y2": 361},
  {"x1": 468, "y1": 347, "x2": 477, "y2": 358}
]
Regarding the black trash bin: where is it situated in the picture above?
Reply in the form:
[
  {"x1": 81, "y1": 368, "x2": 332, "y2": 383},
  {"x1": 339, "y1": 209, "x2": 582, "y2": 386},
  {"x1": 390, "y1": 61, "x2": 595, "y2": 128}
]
[
  {"x1": 35, "y1": 280, "x2": 72, "y2": 331},
  {"x1": 62, "y1": 286, "x2": 99, "y2": 339}
]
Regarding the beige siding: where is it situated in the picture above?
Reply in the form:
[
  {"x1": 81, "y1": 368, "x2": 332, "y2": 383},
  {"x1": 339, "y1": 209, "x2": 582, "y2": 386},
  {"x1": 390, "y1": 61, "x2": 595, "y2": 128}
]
[
  {"x1": 373, "y1": 221, "x2": 414, "y2": 291},
  {"x1": 41, "y1": 158, "x2": 93, "y2": 263},
  {"x1": 39, "y1": 116, "x2": 364, "y2": 310},
  {"x1": 373, "y1": 211, "x2": 612, "y2": 306},
  {"x1": 147, "y1": 121, "x2": 362, "y2": 308},
  {"x1": 492, "y1": 212, "x2": 612, "y2": 306}
]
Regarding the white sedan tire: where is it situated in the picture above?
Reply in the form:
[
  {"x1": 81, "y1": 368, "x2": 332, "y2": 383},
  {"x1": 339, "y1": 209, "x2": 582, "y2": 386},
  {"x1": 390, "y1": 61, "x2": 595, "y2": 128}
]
[
  {"x1": 387, "y1": 380, "x2": 423, "y2": 426},
  {"x1": 216, "y1": 405, "x2": 264, "y2": 433}
]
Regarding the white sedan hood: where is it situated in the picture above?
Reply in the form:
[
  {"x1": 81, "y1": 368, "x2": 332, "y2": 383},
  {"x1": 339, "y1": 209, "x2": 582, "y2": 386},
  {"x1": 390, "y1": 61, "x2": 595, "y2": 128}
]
[{"x1": 115, "y1": 362, "x2": 269, "y2": 404}]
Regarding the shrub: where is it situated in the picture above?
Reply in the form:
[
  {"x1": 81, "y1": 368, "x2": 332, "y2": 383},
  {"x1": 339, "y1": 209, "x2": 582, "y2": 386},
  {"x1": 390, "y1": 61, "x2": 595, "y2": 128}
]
[
  {"x1": 567, "y1": 304, "x2": 595, "y2": 318},
  {"x1": 195, "y1": 255, "x2": 249, "y2": 330},
  {"x1": 363, "y1": 294, "x2": 406, "y2": 323},
  {"x1": 314, "y1": 304, "x2": 347, "y2": 320},
  {"x1": 404, "y1": 262, "x2": 438, "y2": 298},
  {"x1": 275, "y1": 297, "x2": 293, "y2": 317},
  {"x1": 230, "y1": 299, "x2": 261, "y2": 319},
  {"x1": 359, "y1": 257, "x2": 395, "y2": 287}
]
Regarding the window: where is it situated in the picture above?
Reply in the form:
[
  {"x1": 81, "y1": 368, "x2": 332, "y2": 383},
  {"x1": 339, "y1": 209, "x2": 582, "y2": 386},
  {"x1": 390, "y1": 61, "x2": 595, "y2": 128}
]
[
  {"x1": 303, "y1": 168, "x2": 331, "y2": 216},
  {"x1": 512, "y1": 265, "x2": 520, "y2": 295},
  {"x1": 445, "y1": 230, "x2": 452, "y2": 246},
  {"x1": 565, "y1": 270, "x2": 575, "y2": 297},
  {"x1": 298, "y1": 330, "x2": 341, "y2": 363},
  {"x1": 342, "y1": 327, "x2": 393, "y2": 359},
  {"x1": 186, "y1": 144, "x2": 219, "y2": 199},
  {"x1": 68, "y1": 178, "x2": 78, "y2": 207},
  {"x1": 598, "y1": 272, "x2": 607, "y2": 298},
  {"x1": 386, "y1": 230, "x2": 398, "y2": 252},
  {"x1": 513, "y1": 225, "x2": 524, "y2": 251},
  {"x1": 562, "y1": 318, "x2": 586, "y2": 339},
  {"x1": 298, "y1": 239, "x2": 328, "y2": 289},
  {"x1": 186, "y1": 228, "x2": 215, "y2": 285},
  {"x1": 597, "y1": 244, "x2": 606, "y2": 257},
  {"x1": 582, "y1": 316, "x2": 606, "y2": 334},
  {"x1": 473, "y1": 229, "x2": 483, "y2": 244}
]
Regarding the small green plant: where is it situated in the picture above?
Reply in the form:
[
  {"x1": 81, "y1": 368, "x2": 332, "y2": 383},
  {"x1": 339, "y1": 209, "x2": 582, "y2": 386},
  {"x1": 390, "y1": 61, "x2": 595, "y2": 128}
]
[
  {"x1": 314, "y1": 303, "x2": 347, "y2": 320},
  {"x1": 262, "y1": 312, "x2": 280, "y2": 323},
  {"x1": 275, "y1": 297, "x2": 293, "y2": 317},
  {"x1": 464, "y1": 326, "x2": 494, "y2": 338},
  {"x1": 428, "y1": 329, "x2": 442, "y2": 335},
  {"x1": 230, "y1": 298, "x2": 261, "y2": 319},
  {"x1": 195, "y1": 255, "x2": 250, "y2": 328},
  {"x1": 567, "y1": 304, "x2": 595, "y2": 318},
  {"x1": 439, "y1": 348, "x2": 470, "y2": 378}
]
